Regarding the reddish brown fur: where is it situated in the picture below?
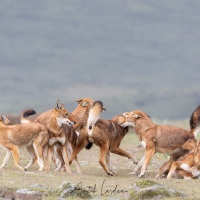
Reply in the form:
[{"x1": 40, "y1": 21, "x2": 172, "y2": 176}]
[
  {"x1": 190, "y1": 105, "x2": 200, "y2": 138},
  {"x1": 69, "y1": 114, "x2": 138, "y2": 176},
  {"x1": 157, "y1": 138, "x2": 198, "y2": 177},
  {"x1": 122, "y1": 110, "x2": 194, "y2": 177},
  {"x1": 182, "y1": 138, "x2": 197, "y2": 151},
  {"x1": 20, "y1": 98, "x2": 95, "y2": 173},
  {"x1": 31, "y1": 101, "x2": 76, "y2": 172},
  {"x1": 158, "y1": 106, "x2": 200, "y2": 178},
  {"x1": 167, "y1": 139, "x2": 200, "y2": 179},
  {"x1": 71, "y1": 98, "x2": 95, "y2": 131}
]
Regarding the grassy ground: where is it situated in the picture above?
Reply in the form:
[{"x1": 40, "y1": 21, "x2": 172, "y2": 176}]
[{"x1": 0, "y1": 122, "x2": 200, "y2": 199}]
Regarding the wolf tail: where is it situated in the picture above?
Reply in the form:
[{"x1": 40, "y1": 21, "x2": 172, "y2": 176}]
[
  {"x1": 20, "y1": 109, "x2": 36, "y2": 124},
  {"x1": 85, "y1": 142, "x2": 93, "y2": 150}
]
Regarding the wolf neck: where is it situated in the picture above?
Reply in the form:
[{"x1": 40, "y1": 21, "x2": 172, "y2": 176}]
[
  {"x1": 48, "y1": 114, "x2": 63, "y2": 136},
  {"x1": 72, "y1": 108, "x2": 90, "y2": 131},
  {"x1": 87, "y1": 113, "x2": 100, "y2": 136},
  {"x1": 0, "y1": 122, "x2": 7, "y2": 129},
  {"x1": 117, "y1": 123, "x2": 129, "y2": 137},
  {"x1": 135, "y1": 119, "x2": 155, "y2": 135}
]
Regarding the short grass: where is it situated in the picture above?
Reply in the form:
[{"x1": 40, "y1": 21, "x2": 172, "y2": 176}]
[{"x1": 0, "y1": 126, "x2": 200, "y2": 199}]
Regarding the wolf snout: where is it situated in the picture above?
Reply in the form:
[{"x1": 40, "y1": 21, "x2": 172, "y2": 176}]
[
  {"x1": 119, "y1": 123, "x2": 126, "y2": 128},
  {"x1": 68, "y1": 121, "x2": 76, "y2": 126},
  {"x1": 70, "y1": 121, "x2": 76, "y2": 125}
]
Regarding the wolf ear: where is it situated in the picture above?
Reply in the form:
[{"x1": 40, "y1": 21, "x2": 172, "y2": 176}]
[
  {"x1": 133, "y1": 114, "x2": 142, "y2": 119},
  {"x1": 56, "y1": 100, "x2": 62, "y2": 110},
  {"x1": 143, "y1": 112, "x2": 150, "y2": 118},
  {"x1": 0, "y1": 115, "x2": 6, "y2": 122},
  {"x1": 122, "y1": 112, "x2": 129, "y2": 117},
  {"x1": 81, "y1": 101, "x2": 89, "y2": 107},
  {"x1": 75, "y1": 99, "x2": 82, "y2": 104}
]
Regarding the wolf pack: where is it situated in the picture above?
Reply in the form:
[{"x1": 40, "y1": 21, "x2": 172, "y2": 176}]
[{"x1": 0, "y1": 97, "x2": 200, "y2": 179}]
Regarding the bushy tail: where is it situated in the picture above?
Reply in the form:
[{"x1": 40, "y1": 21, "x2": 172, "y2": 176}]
[
  {"x1": 20, "y1": 109, "x2": 36, "y2": 124},
  {"x1": 85, "y1": 142, "x2": 93, "y2": 150}
]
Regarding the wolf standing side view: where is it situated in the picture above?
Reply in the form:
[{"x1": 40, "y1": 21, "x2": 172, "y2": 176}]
[
  {"x1": 121, "y1": 110, "x2": 194, "y2": 177},
  {"x1": 0, "y1": 114, "x2": 49, "y2": 171}
]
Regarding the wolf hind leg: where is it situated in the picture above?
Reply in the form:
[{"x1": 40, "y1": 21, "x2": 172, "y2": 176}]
[
  {"x1": 0, "y1": 150, "x2": 11, "y2": 168},
  {"x1": 25, "y1": 145, "x2": 37, "y2": 170}
]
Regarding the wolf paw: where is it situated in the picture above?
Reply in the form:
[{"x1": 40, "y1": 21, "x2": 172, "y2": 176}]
[
  {"x1": 66, "y1": 170, "x2": 72, "y2": 174},
  {"x1": 183, "y1": 176, "x2": 192, "y2": 180},
  {"x1": 108, "y1": 172, "x2": 114, "y2": 176},
  {"x1": 139, "y1": 173, "x2": 144, "y2": 178},
  {"x1": 155, "y1": 174, "x2": 160, "y2": 178},
  {"x1": 156, "y1": 174, "x2": 166, "y2": 179}
]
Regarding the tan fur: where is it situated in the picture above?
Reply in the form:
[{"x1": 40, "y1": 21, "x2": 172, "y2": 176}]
[
  {"x1": 157, "y1": 138, "x2": 197, "y2": 178},
  {"x1": 50, "y1": 97, "x2": 96, "y2": 172},
  {"x1": 69, "y1": 114, "x2": 138, "y2": 176},
  {"x1": 0, "y1": 115, "x2": 49, "y2": 171},
  {"x1": 121, "y1": 110, "x2": 194, "y2": 177},
  {"x1": 157, "y1": 106, "x2": 200, "y2": 178},
  {"x1": 71, "y1": 98, "x2": 95, "y2": 131},
  {"x1": 167, "y1": 139, "x2": 200, "y2": 179},
  {"x1": 20, "y1": 98, "x2": 95, "y2": 173},
  {"x1": 30, "y1": 100, "x2": 76, "y2": 172},
  {"x1": 182, "y1": 138, "x2": 197, "y2": 151},
  {"x1": 1, "y1": 115, "x2": 13, "y2": 125},
  {"x1": 41, "y1": 98, "x2": 94, "y2": 173}
]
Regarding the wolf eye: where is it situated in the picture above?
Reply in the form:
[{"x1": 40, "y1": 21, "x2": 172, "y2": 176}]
[{"x1": 65, "y1": 113, "x2": 68, "y2": 117}]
